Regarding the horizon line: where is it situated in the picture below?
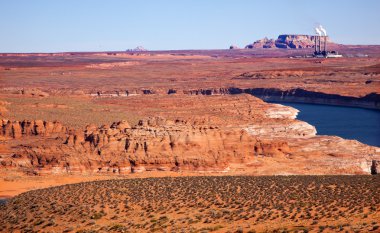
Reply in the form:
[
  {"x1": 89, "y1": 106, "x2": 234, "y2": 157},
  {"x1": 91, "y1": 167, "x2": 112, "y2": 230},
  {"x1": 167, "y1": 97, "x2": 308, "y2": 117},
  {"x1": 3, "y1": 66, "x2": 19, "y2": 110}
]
[{"x1": 2, "y1": 43, "x2": 380, "y2": 54}]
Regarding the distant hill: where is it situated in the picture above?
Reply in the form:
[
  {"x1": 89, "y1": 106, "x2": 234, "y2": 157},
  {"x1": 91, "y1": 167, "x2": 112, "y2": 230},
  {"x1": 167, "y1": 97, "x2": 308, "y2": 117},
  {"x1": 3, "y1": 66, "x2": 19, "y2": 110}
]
[
  {"x1": 243, "y1": 34, "x2": 335, "y2": 49},
  {"x1": 126, "y1": 46, "x2": 147, "y2": 52}
]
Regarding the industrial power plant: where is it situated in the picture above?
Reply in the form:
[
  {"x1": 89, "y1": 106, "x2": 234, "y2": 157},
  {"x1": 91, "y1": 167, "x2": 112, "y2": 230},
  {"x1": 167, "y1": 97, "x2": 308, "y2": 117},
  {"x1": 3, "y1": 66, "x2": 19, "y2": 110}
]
[{"x1": 313, "y1": 25, "x2": 342, "y2": 58}]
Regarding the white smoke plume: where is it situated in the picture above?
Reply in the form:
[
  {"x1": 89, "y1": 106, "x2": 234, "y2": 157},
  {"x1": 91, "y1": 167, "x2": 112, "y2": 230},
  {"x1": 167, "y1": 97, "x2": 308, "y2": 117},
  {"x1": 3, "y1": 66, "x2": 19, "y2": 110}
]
[
  {"x1": 319, "y1": 25, "x2": 327, "y2": 36},
  {"x1": 315, "y1": 27, "x2": 322, "y2": 36}
]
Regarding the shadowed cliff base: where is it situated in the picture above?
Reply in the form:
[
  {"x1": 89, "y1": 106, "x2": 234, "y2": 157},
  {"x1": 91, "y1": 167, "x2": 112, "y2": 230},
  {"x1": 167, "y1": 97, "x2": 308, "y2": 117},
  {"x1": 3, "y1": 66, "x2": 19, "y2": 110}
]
[
  {"x1": 247, "y1": 88, "x2": 380, "y2": 109},
  {"x1": 175, "y1": 87, "x2": 380, "y2": 109},
  {"x1": 229, "y1": 88, "x2": 380, "y2": 109}
]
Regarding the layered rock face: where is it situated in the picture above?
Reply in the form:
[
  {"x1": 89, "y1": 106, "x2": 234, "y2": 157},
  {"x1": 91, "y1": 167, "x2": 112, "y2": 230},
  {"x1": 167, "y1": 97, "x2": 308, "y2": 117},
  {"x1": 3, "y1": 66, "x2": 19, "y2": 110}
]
[
  {"x1": 1, "y1": 119, "x2": 67, "y2": 139},
  {"x1": 0, "y1": 117, "x2": 292, "y2": 174},
  {"x1": 246, "y1": 34, "x2": 333, "y2": 49},
  {"x1": 1, "y1": 120, "x2": 379, "y2": 176},
  {"x1": 1, "y1": 95, "x2": 378, "y2": 175},
  {"x1": 181, "y1": 87, "x2": 380, "y2": 110}
]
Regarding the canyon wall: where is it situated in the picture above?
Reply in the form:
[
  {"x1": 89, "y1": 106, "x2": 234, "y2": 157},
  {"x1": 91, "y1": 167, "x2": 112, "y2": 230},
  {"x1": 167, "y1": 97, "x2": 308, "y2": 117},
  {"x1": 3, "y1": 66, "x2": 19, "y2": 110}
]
[
  {"x1": 183, "y1": 88, "x2": 380, "y2": 109},
  {"x1": 6, "y1": 85, "x2": 380, "y2": 110},
  {"x1": 237, "y1": 88, "x2": 380, "y2": 109},
  {"x1": 72, "y1": 87, "x2": 380, "y2": 110},
  {"x1": 1, "y1": 100, "x2": 379, "y2": 176},
  {"x1": 0, "y1": 117, "x2": 292, "y2": 174}
]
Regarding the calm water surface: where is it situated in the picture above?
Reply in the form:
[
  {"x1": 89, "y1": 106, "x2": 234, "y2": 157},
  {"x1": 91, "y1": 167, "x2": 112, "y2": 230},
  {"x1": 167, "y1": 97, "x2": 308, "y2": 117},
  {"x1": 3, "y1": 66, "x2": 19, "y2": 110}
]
[{"x1": 271, "y1": 102, "x2": 380, "y2": 147}]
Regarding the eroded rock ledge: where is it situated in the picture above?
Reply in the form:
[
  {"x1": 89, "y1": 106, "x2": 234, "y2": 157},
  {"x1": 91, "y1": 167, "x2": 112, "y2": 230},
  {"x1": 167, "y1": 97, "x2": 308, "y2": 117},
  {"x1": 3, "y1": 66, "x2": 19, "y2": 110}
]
[
  {"x1": 1, "y1": 117, "x2": 292, "y2": 174},
  {"x1": 183, "y1": 88, "x2": 380, "y2": 109},
  {"x1": 89, "y1": 88, "x2": 379, "y2": 110},
  {"x1": 1, "y1": 114, "x2": 378, "y2": 175},
  {"x1": 4, "y1": 85, "x2": 379, "y2": 109}
]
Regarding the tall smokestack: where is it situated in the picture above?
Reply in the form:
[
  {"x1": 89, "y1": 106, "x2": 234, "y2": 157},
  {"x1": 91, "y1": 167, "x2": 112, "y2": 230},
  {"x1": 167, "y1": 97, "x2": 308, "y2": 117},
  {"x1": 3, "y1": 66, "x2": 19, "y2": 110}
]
[
  {"x1": 315, "y1": 27, "x2": 322, "y2": 53},
  {"x1": 315, "y1": 35, "x2": 317, "y2": 53}
]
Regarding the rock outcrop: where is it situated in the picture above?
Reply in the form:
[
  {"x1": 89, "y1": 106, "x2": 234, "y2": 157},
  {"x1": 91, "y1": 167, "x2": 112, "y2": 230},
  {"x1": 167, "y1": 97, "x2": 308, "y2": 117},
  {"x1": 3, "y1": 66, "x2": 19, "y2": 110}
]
[
  {"x1": 245, "y1": 121, "x2": 317, "y2": 138},
  {"x1": 245, "y1": 37, "x2": 276, "y2": 49},
  {"x1": 1, "y1": 114, "x2": 379, "y2": 175},
  {"x1": 180, "y1": 87, "x2": 380, "y2": 110},
  {"x1": 0, "y1": 101, "x2": 9, "y2": 116},
  {"x1": 127, "y1": 46, "x2": 147, "y2": 52},
  {"x1": 0, "y1": 117, "x2": 292, "y2": 174},
  {"x1": 1, "y1": 95, "x2": 378, "y2": 176},
  {"x1": 1, "y1": 119, "x2": 67, "y2": 139},
  {"x1": 371, "y1": 160, "x2": 379, "y2": 174},
  {"x1": 245, "y1": 34, "x2": 334, "y2": 49}
]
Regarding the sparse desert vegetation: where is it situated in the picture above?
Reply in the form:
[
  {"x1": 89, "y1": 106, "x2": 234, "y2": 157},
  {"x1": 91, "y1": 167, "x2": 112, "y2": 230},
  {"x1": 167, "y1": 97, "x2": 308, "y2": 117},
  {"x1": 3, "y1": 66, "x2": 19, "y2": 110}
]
[{"x1": 1, "y1": 175, "x2": 379, "y2": 232}]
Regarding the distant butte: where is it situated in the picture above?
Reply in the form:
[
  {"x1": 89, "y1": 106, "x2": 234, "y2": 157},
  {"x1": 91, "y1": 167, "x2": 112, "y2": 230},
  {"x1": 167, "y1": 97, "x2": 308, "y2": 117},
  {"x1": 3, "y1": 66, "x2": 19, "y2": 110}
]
[
  {"x1": 242, "y1": 34, "x2": 336, "y2": 49},
  {"x1": 126, "y1": 46, "x2": 148, "y2": 52}
]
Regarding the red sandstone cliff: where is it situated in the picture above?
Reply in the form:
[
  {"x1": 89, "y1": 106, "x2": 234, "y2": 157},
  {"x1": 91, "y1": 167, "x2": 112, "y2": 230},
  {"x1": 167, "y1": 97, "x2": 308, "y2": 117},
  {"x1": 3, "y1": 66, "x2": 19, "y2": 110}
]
[
  {"x1": 0, "y1": 117, "x2": 293, "y2": 174},
  {"x1": 1, "y1": 110, "x2": 378, "y2": 176}
]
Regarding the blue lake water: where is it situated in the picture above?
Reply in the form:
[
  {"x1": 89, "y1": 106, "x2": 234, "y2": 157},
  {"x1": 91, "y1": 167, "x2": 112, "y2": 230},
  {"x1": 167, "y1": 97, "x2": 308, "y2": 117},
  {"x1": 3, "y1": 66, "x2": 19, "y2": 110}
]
[{"x1": 270, "y1": 102, "x2": 380, "y2": 147}]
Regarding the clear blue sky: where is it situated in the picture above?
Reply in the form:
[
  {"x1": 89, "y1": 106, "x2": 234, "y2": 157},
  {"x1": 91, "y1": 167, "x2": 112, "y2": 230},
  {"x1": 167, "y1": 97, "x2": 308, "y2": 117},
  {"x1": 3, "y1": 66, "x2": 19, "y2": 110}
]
[{"x1": 1, "y1": 0, "x2": 379, "y2": 52}]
